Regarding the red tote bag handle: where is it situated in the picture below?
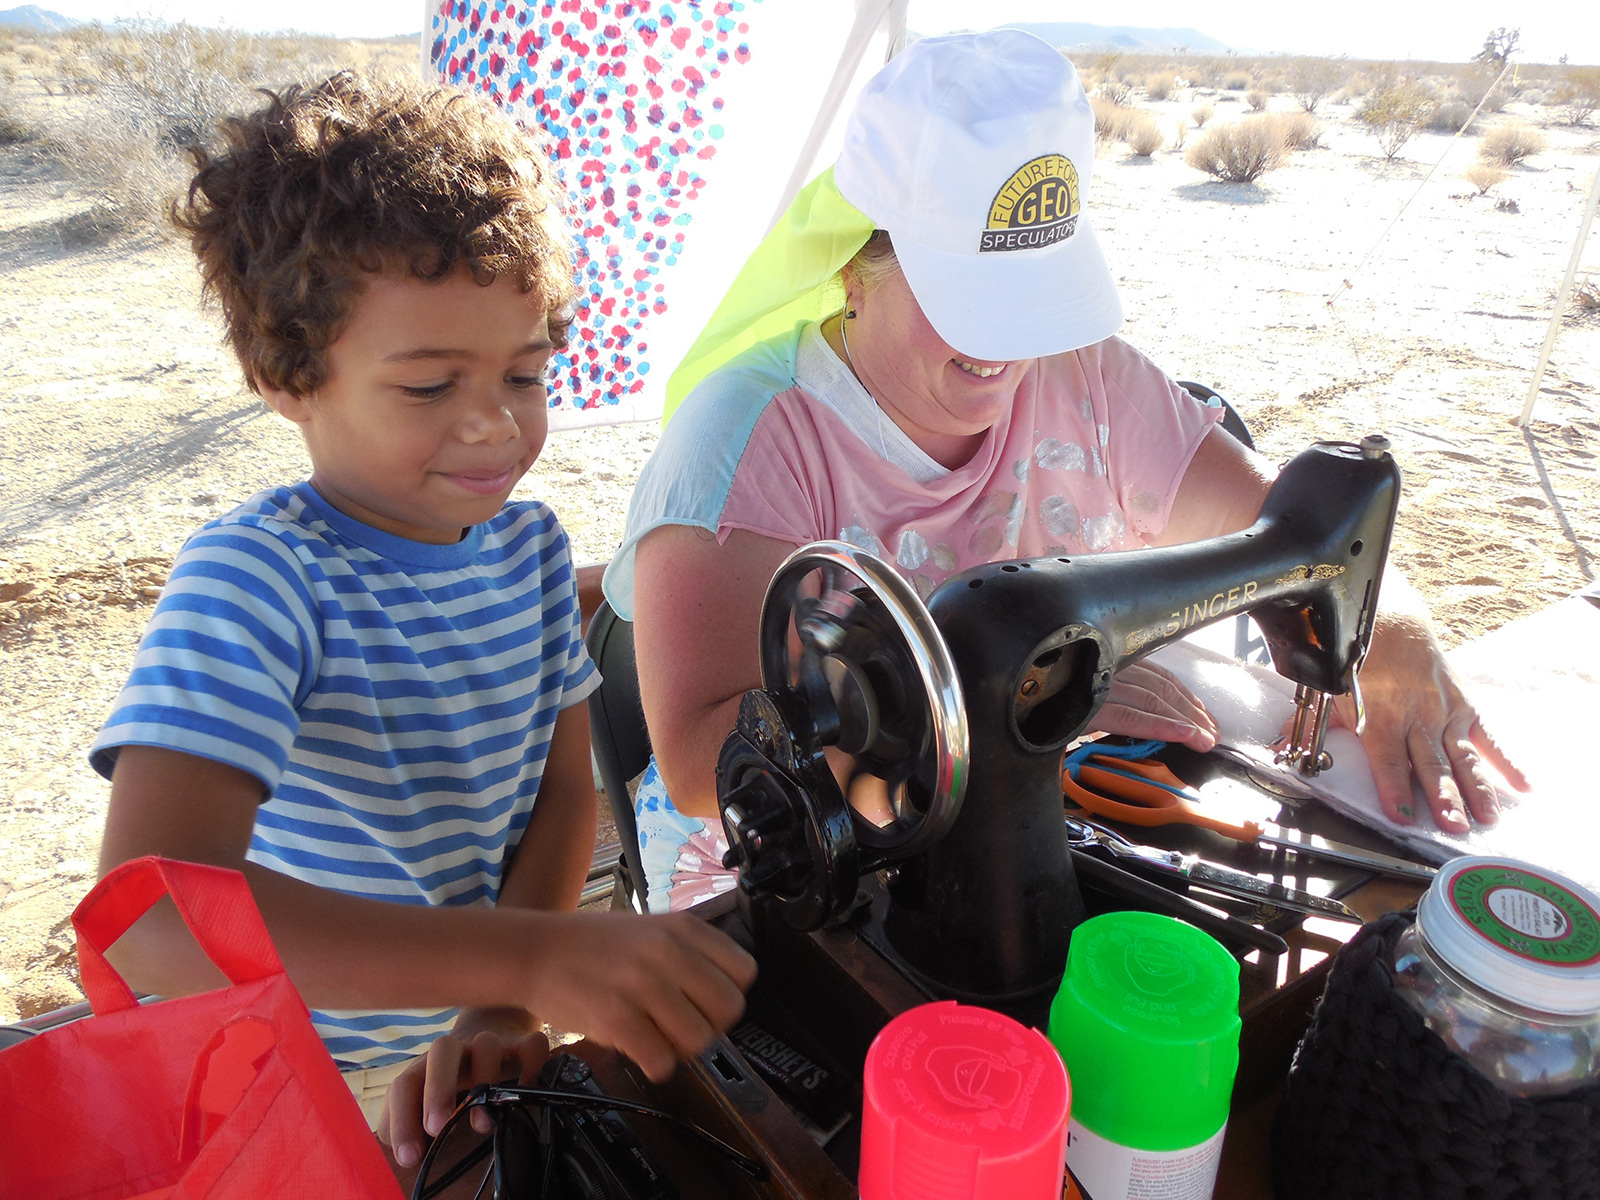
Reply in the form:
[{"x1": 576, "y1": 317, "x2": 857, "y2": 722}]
[{"x1": 73, "y1": 856, "x2": 286, "y2": 1016}]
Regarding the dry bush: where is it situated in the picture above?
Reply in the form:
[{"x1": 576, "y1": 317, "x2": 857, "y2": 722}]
[
  {"x1": 1124, "y1": 111, "x2": 1164, "y2": 157},
  {"x1": 1287, "y1": 56, "x2": 1346, "y2": 112},
  {"x1": 1192, "y1": 103, "x2": 1214, "y2": 128},
  {"x1": 1270, "y1": 111, "x2": 1323, "y2": 150},
  {"x1": 1185, "y1": 117, "x2": 1284, "y2": 182},
  {"x1": 0, "y1": 90, "x2": 35, "y2": 144},
  {"x1": 1465, "y1": 162, "x2": 1508, "y2": 194},
  {"x1": 1553, "y1": 67, "x2": 1600, "y2": 126},
  {"x1": 30, "y1": 21, "x2": 343, "y2": 234},
  {"x1": 1170, "y1": 117, "x2": 1187, "y2": 151},
  {"x1": 1246, "y1": 89, "x2": 1268, "y2": 112},
  {"x1": 1573, "y1": 277, "x2": 1600, "y2": 317},
  {"x1": 1223, "y1": 71, "x2": 1251, "y2": 91},
  {"x1": 1428, "y1": 100, "x2": 1476, "y2": 133},
  {"x1": 1098, "y1": 76, "x2": 1135, "y2": 107},
  {"x1": 1091, "y1": 97, "x2": 1133, "y2": 141},
  {"x1": 1357, "y1": 77, "x2": 1434, "y2": 160},
  {"x1": 1145, "y1": 71, "x2": 1176, "y2": 101},
  {"x1": 1479, "y1": 121, "x2": 1547, "y2": 167}
]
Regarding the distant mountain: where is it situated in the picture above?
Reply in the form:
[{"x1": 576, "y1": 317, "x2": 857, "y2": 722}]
[
  {"x1": 965, "y1": 22, "x2": 1233, "y2": 56},
  {"x1": 0, "y1": 5, "x2": 75, "y2": 33}
]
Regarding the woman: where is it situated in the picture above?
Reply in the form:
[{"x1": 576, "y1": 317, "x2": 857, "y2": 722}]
[{"x1": 602, "y1": 30, "x2": 1520, "y2": 912}]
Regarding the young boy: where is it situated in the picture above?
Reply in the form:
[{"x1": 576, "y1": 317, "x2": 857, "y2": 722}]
[{"x1": 89, "y1": 73, "x2": 755, "y2": 1168}]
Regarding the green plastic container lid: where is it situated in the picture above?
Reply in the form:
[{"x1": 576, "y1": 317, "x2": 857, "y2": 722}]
[{"x1": 1048, "y1": 911, "x2": 1241, "y2": 1151}]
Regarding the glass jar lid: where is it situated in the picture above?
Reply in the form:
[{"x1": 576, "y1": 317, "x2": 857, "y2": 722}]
[{"x1": 1417, "y1": 856, "x2": 1600, "y2": 1015}]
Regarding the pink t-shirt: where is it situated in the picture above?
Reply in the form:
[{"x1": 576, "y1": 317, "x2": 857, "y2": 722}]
[
  {"x1": 712, "y1": 324, "x2": 1219, "y2": 597},
  {"x1": 608, "y1": 322, "x2": 1221, "y2": 912}
]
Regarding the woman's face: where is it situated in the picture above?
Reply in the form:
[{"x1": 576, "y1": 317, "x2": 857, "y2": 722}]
[{"x1": 845, "y1": 265, "x2": 1023, "y2": 469}]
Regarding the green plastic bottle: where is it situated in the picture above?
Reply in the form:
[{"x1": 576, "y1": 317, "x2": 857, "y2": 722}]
[{"x1": 1048, "y1": 912, "x2": 1241, "y2": 1200}]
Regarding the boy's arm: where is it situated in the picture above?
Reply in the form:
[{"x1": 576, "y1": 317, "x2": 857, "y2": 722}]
[
  {"x1": 97, "y1": 743, "x2": 754, "y2": 1071},
  {"x1": 384, "y1": 699, "x2": 602, "y2": 1160},
  {"x1": 498, "y1": 700, "x2": 598, "y2": 913},
  {"x1": 424, "y1": 699, "x2": 599, "y2": 1042}
]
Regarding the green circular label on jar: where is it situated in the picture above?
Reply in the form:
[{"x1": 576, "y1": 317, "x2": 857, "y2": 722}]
[{"x1": 1449, "y1": 865, "x2": 1600, "y2": 967}]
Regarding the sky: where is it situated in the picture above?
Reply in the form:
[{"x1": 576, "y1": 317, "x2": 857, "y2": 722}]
[{"x1": 32, "y1": 0, "x2": 1600, "y2": 66}]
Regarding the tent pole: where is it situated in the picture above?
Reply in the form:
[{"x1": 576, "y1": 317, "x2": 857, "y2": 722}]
[
  {"x1": 763, "y1": 0, "x2": 896, "y2": 234},
  {"x1": 1517, "y1": 161, "x2": 1600, "y2": 427}
]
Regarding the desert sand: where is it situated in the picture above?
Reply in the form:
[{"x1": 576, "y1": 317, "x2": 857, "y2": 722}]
[{"x1": 2, "y1": 85, "x2": 1597, "y2": 1023}]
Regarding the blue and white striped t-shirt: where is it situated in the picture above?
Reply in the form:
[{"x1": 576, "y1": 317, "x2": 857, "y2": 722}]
[{"x1": 91, "y1": 482, "x2": 599, "y2": 1067}]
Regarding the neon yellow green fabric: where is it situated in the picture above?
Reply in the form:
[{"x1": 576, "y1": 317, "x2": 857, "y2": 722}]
[{"x1": 662, "y1": 166, "x2": 876, "y2": 424}]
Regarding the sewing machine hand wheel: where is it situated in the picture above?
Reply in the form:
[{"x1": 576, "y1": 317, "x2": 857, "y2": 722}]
[
  {"x1": 717, "y1": 542, "x2": 969, "y2": 929},
  {"x1": 762, "y1": 542, "x2": 968, "y2": 858}
]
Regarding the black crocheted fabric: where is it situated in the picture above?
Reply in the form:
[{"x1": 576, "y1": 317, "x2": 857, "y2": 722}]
[{"x1": 1271, "y1": 911, "x2": 1600, "y2": 1200}]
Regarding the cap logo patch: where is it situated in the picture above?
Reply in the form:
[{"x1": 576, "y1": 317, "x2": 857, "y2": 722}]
[{"x1": 981, "y1": 154, "x2": 1081, "y2": 253}]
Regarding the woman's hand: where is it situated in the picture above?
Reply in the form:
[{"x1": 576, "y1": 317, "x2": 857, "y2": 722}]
[
  {"x1": 1336, "y1": 612, "x2": 1526, "y2": 831},
  {"x1": 380, "y1": 1006, "x2": 550, "y2": 1168},
  {"x1": 1090, "y1": 661, "x2": 1220, "y2": 752}
]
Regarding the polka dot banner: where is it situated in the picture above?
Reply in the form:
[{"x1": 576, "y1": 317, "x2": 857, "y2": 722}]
[{"x1": 428, "y1": 0, "x2": 767, "y2": 415}]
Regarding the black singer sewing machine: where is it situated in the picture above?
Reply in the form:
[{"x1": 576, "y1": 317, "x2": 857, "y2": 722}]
[
  {"x1": 510, "y1": 437, "x2": 1412, "y2": 1198},
  {"x1": 714, "y1": 436, "x2": 1401, "y2": 1019}
]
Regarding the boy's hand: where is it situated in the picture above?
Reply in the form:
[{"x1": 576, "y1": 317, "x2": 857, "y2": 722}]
[
  {"x1": 380, "y1": 1006, "x2": 550, "y2": 1169},
  {"x1": 523, "y1": 912, "x2": 757, "y2": 1084}
]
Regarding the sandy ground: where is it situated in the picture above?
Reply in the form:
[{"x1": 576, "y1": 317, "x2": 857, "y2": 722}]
[{"x1": 2, "y1": 89, "x2": 1597, "y2": 1024}]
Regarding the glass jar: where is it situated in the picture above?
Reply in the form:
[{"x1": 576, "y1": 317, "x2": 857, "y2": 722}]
[{"x1": 1391, "y1": 856, "x2": 1600, "y2": 1097}]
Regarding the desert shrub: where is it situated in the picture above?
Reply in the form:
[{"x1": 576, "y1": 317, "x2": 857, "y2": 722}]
[
  {"x1": 1287, "y1": 56, "x2": 1346, "y2": 112},
  {"x1": 1428, "y1": 100, "x2": 1476, "y2": 133},
  {"x1": 1125, "y1": 111, "x2": 1164, "y2": 156},
  {"x1": 1145, "y1": 71, "x2": 1175, "y2": 101},
  {"x1": 1465, "y1": 162, "x2": 1508, "y2": 194},
  {"x1": 1553, "y1": 67, "x2": 1600, "y2": 126},
  {"x1": 0, "y1": 91, "x2": 34, "y2": 144},
  {"x1": 1223, "y1": 72, "x2": 1251, "y2": 91},
  {"x1": 1357, "y1": 77, "x2": 1434, "y2": 160},
  {"x1": 1270, "y1": 111, "x2": 1323, "y2": 150},
  {"x1": 1099, "y1": 76, "x2": 1134, "y2": 107},
  {"x1": 1479, "y1": 121, "x2": 1546, "y2": 166},
  {"x1": 1246, "y1": 89, "x2": 1268, "y2": 112},
  {"x1": 1091, "y1": 97, "x2": 1133, "y2": 140},
  {"x1": 1170, "y1": 117, "x2": 1187, "y2": 150},
  {"x1": 1185, "y1": 117, "x2": 1284, "y2": 182},
  {"x1": 31, "y1": 21, "x2": 342, "y2": 233},
  {"x1": 1573, "y1": 277, "x2": 1599, "y2": 317},
  {"x1": 1192, "y1": 103, "x2": 1214, "y2": 128}
]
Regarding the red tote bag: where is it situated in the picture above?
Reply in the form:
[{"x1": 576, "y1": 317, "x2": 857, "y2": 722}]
[{"x1": 0, "y1": 857, "x2": 402, "y2": 1200}]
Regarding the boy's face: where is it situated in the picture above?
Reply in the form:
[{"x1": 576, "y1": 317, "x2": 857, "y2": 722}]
[{"x1": 263, "y1": 270, "x2": 555, "y2": 544}]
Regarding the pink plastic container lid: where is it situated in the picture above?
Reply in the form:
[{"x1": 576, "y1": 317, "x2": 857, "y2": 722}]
[{"x1": 859, "y1": 1001, "x2": 1071, "y2": 1200}]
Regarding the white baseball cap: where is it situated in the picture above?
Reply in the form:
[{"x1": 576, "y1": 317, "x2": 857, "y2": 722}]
[{"x1": 833, "y1": 30, "x2": 1122, "y2": 363}]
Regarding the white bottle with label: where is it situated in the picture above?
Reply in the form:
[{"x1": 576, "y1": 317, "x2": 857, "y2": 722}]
[{"x1": 1391, "y1": 855, "x2": 1600, "y2": 1096}]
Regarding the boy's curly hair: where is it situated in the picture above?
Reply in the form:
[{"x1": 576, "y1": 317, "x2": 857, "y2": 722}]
[{"x1": 174, "y1": 72, "x2": 579, "y2": 397}]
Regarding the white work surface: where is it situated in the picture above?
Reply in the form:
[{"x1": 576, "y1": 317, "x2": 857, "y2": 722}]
[{"x1": 1150, "y1": 584, "x2": 1600, "y2": 892}]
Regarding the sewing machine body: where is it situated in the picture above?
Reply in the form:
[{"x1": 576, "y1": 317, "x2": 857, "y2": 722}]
[{"x1": 717, "y1": 439, "x2": 1401, "y2": 1013}]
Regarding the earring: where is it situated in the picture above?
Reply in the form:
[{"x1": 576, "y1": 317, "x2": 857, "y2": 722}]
[{"x1": 844, "y1": 308, "x2": 857, "y2": 320}]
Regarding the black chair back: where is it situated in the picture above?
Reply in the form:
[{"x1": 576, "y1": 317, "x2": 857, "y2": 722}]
[{"x1": 584, "y1": 600, "x2": 652, "y2": 910}]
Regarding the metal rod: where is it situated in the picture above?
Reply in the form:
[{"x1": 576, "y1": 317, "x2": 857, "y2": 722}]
[{"x1": 1518, "y1": 161, "x2": 1600, "y2": 427}]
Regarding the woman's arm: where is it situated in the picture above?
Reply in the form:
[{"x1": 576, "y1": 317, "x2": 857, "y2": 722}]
[
  {"x1": 631, "y1": 524, "x2": 799, "y2": 818},
  {"x1": 1153, "y1": 424, "x2": 1525, "y2": 828}
]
